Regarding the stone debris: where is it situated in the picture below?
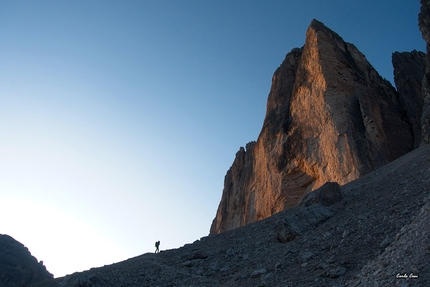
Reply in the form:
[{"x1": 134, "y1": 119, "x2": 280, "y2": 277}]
[{"x1": 31, "y1": 143, "x2": 430, "y2": 287}]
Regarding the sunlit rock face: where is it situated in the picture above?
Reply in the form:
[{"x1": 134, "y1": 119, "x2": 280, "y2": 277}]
[
  {"x1": 392, "y1": 50, "x2": 426, "y2": 148},
  {"x1": 210, "y1": 19, "x2": 414, "y2": 235},
  {"x1": 419, "y1": 0, "x2": 430, "y2": 143}
]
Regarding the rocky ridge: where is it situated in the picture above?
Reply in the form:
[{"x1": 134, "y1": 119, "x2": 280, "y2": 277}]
[
  {"x1": 0, "y1": 234, "x2": 53, "y2": 287},
  {"x1": 32, "y1": 143, "x2": 430, "y2": 287},
  {"x1": 211, "y1": 19, "x2": 419, "y2": 235}
]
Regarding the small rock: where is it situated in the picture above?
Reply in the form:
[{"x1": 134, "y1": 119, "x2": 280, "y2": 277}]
[
  {"x1": 191, "y1": 251, "x2": 209, "y2": 260},
  {"x1": 301, "y1": 251, "x2": 314, "y2": 261},
  {"x1": 250, "y1": 268, "x2": 267, "y2": 278},
  {"x1": 379, "y1": 235, "x2": 393, "y2": 249},
  {"x1": 402, "y1": 209, "x2": 410, "y2": 215},
  {"x1": 275, "y1": 220, "x2": 298, "y2": 243},
  {"x1": 323, "y1": 266, "x2": 346, "y2": 278},
  {"x1": 322, "y1": 231, "x2": 332, "y2": 239},
  {"x1": 342, "y1": 230, "x2": 349, "y2": 238},
  {"x1": 261, "y1": 272, "x2": 274, "y2": 284},
  {"x1": 209, "y1": 261, "x2": 219, "y2": 271},
  {"x1": 317, "y1": 262, "x2": 329, "y2": 270},
  {"x1": 226, "y1": 248, "x2": 237, "y2": 256},
  {"x1": 220, "y1": 266, "x2": 229, "y2": 272}
]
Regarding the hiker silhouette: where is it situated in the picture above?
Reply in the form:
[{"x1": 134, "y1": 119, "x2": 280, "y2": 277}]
[{"x1": 155, "y1": 241, "x2": 160, "y2": 253}]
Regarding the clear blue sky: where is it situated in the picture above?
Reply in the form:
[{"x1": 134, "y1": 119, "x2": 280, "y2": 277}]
[{"x1": 0, "y1": 0, "x2": 424, "y2": 278}]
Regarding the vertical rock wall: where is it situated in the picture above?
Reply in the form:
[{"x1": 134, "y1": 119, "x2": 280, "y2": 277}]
[
  {"x1": 392, "y1": 51, "x2": 426, "y2": 148},
  {"x1": 210, "y1": 19, "x2": 415, "y2": 234},
  {"x1": 419, "y1": 0, "x2": 430, "y2": 143}
]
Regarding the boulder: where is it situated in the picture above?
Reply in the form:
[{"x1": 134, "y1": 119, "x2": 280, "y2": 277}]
[
  {"x1": 299, "y1": 181, "x2": 342, "y2": 207},
  {"x1": 275, "y1": 204, "x2": 333, "y2": 243}
]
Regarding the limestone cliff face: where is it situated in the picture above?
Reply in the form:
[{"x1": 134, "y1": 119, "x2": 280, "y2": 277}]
[
  {"x1": 419, "y1": 0, "x2": 430, "y2": 143},
  {"x1": 210, "y1": 19, "x2": 414, "y2": 234},
  {"x1": 392, "y1": 51, "x2": 426, "y2": 148}
]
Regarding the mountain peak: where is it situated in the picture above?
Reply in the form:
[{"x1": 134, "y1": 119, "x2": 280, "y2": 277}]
[
  {"x1": 210, "y1": 20, "x2": 419, "y2": 234},
  {"x1": 309, "y1": 18, "x2": 325, "y2": 28}
]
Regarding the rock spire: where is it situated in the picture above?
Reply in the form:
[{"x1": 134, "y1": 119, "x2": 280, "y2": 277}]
[{"x1": 211, "y1": 19, "x2": 415, "y2": 234}]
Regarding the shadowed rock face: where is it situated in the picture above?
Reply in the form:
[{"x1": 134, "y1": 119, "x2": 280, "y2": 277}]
[
  {"x1": 419, "y1": 0, "x2": 430, "y2": 143},
  {"x1": 0, "y1": 234, "x2": 53, "y2": 287},
  {"x1": 210, "y1": 19, "x2": 414, "y2": 234},
  {"x1": 392, "y1": 50, "x2": 426, "y2": 148}
]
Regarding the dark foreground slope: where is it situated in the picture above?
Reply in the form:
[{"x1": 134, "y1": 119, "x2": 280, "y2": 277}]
[
  {"x1": 0, "y1": 235, "x2": 53, "y2": 287},
  {"x1": 34, "y1": 144, "x2": 430, "y2": 287}
]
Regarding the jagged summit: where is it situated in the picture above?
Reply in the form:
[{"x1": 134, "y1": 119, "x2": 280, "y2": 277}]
[
  {"x1": 210, "y1": 19, "x2": 418, "y2": 234},
  {"x1": 308, "y1": 18, "x2": 343, "y2": 39}
]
